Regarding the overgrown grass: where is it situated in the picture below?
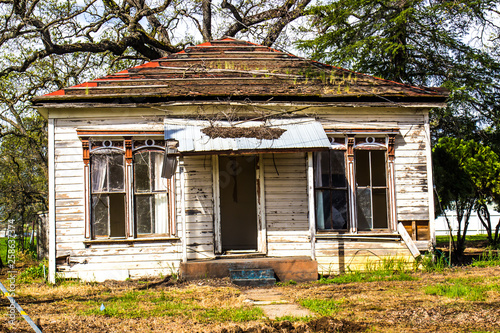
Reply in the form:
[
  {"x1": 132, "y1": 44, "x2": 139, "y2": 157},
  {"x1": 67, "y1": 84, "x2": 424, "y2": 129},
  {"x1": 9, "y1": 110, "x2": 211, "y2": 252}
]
[
  {"x1": 81, "y1": 288, "x2": 262, "y2": 323},
  {"x1": 424, "y1": 277, "x2": 500, "y2": 301},
  {"x1": 435, "y1": 234, "x2": 489, "y2": 245},
  {"x1": 471, "y1": 250, "x2": 500, "y2": 267},
  {"x1": 419, "y1": 252, "x2": 449, "y2": 272},
  {"x1": 318, "y1": 258, "x2": 419, "y2": 284},
  {"x1": 18, "y1": 260, "x2": 47, "y2": 283},
  {"x1": 299, "y1": 298, "x2": 345, "y2": 316}
]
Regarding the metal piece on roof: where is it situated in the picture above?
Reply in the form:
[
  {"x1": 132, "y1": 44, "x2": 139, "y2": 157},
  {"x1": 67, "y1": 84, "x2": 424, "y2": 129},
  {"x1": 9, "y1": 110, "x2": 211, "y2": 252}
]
[{"x1": 163, "y1": 118, "x2": 331, "y2": 152}]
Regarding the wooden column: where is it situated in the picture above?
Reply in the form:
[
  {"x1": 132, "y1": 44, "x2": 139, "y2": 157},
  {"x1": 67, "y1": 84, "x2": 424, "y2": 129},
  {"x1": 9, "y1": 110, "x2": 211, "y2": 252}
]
[
  {"x1": 48, "y1": 118, "x2": 56, "y2": 284},
  {"x1": 81, "y1": 138, "x2": 91, "y2": 239},
  {"x1": 212, "y1": 155, "x2": 221, "y2": 254},
  {"x1": 387, "y1": 134, "x2": 397, "y2": 231},
  {"x1": 307, "y1": 152, "x2": 316, "y2": 260},
  {"x1": 346, "y1": 135, "x2": 357, "y2": 233},
  {"x1": 124, "y1": 137, "x2": 133, "y2": 238}
]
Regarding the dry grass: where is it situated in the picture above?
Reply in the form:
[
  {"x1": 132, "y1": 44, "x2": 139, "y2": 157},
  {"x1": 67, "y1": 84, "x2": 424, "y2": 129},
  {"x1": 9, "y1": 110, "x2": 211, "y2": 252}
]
[{"x1": 1, "y1": 267, "x2": 500, "y2": 332}]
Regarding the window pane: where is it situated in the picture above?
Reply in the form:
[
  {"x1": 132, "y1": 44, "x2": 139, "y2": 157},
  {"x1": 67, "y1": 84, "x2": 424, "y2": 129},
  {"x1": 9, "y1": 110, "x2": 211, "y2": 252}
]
[
  {"x1": 330, "y1": 151, "x2": 346, "y2": 187},
  {"x1": 152, "y1": 152, "x2": 168, "y2": 191},
  {"x1": 109, "y1": 193, "x2": 126, "y2": 237},
  {"x1": 316, "y1": 190, "x2": 331, "y2": 229},
  {"x1": 355, "y1": 150, "x2": 370, "y2": 186},
  {"x1": 135, "y1": 194, "x2": 152, "y2": 234},
  {"x1": 331, "y1": 190, "x2": 348, "y2": 229},
  {"x1": 91, "y1": 154, "x2": 108, "y2": 192},
  {"x1": 372, "y1": 189, "x2": 388, "y2": 228},
  {"x1": 357, "y1": 188, "x2": 372, "y2": 230},
  {"x1": 154, "y1": 193, "x2": 169, "y2": 233},
  {"x1": 134, "y1": 152, "x2": 151, "y2": 192},
  {"x1": 371, "y1": 150, "x2": 387, "y2": 187},
  {"x1": 108, "y1": 154, "x2": 125, "y2": 191},
  {"x1": 92, "y1": 195, "x2": 108, "y2": 237},
  {"x1": 314, "y1": 151, "x2": 331, "y2": 187}
]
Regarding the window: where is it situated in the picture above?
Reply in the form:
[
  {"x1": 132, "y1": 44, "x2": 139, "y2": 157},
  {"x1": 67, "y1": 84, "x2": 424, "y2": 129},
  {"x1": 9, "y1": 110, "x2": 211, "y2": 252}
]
[
  {"x1": 133, "y1": 150, "x2": 170, "y2": 235},
  {"x1": 355, "y1": 150, "x2": 388, "y2": 230},
  {"x1": 86, "y1": 138, "x2": 176, "y2": 239},
  {"x1": 314, "y1": 150, "x2": 348, "y2": 230},
  {"x1": 91, "y1": 149, "x2": 126, "y2": 238},
  {"x1": 314, "y1": 135, "x2": 393, "y2": 233}
]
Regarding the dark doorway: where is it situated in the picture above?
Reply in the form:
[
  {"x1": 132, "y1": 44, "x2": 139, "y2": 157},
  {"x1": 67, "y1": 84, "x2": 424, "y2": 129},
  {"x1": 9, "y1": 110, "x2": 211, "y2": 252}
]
[{"x1": 219, "y1": 156, "x2": 258, "y2": 252}]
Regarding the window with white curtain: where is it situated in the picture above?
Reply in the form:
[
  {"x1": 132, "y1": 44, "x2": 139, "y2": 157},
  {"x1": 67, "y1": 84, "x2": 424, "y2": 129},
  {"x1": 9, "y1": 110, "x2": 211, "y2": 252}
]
[
  {"x1": 89, "y1": 139, "x2": 175, "y2": 239},
  {"x1": 133, "y1": 150, "x2": 169, "y2": 235}
]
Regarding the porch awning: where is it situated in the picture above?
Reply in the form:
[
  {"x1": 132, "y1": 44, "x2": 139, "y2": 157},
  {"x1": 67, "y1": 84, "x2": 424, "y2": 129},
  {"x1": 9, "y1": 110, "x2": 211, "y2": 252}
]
[{"x1": 164, "y1": 118, "x2": 331, "y2": 153}]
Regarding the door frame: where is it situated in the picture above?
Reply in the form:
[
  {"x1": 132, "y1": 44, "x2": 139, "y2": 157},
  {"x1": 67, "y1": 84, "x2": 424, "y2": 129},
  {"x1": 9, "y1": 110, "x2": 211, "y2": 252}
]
[{"x1": 212, "y1": 154, "x2": 267, "y2": 254}]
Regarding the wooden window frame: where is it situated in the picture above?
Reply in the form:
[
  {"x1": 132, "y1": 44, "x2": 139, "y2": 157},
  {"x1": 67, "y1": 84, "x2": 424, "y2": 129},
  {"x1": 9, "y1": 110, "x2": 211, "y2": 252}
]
[
  {"x1": 80, "y1": 133, "x2": 177, "y2": 241},
  {"x1": 315, "y1": 132, "x2": 397, "y2": 234}
]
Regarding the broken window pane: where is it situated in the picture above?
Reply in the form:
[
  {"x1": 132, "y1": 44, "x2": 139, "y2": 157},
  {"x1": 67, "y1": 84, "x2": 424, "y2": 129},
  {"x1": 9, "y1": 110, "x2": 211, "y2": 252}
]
[
  {"x1": 357, "y1": 188, "x2": 372, "y2": 230},
  {"x1": 92, "y1": 195, "x2": 108, "y2": 237}
]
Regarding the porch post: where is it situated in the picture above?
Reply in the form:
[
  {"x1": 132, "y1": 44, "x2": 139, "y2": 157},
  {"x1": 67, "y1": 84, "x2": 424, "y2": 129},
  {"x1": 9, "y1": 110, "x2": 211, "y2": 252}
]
[
  {"x1": 48, "y1": 118, "x2": 56, "y2": 284},
  {"x1": 212, "y1": 155, "x2": 221, "y2": 254},
  {"x1": 307, "y1": 152, "x2": 316, "y2": 260},
  {"x1": 180, "y1": 157, "x2": 187, "y2": 263},
  {"x1": 424, "y1": 112, "x2": 436, "y2": 246}
]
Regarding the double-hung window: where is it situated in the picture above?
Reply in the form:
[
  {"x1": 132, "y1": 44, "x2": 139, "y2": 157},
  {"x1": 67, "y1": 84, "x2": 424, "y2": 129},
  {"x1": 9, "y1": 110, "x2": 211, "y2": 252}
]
[
  {"x1": 314, "y1": 135, "x2": 394, "y2": 233},
  {"x1": 85, "y1": 137, "x2": 176, "y2": 239}
]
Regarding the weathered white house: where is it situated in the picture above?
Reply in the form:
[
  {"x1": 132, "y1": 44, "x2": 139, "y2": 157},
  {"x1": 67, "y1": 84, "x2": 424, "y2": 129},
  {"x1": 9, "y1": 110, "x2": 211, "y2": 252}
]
[{"x1": 34, "y1": 38, "x2": 448, "y2": 283}]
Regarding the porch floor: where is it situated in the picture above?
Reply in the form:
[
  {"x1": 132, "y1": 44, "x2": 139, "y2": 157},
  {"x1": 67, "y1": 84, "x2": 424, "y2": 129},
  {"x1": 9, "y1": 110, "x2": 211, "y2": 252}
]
[{"x1": 179, "y1": 256, "x2": 318, "y2": 282}]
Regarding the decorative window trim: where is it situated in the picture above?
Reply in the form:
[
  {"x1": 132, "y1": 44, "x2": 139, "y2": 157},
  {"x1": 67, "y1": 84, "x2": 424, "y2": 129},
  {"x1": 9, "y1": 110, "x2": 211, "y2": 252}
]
[
  {"x1": 79, "y1": 131, "x2": 177, "y2": 241},
  {"x1": 314, "y1": 131, "x2": 397, "y2": 234}
]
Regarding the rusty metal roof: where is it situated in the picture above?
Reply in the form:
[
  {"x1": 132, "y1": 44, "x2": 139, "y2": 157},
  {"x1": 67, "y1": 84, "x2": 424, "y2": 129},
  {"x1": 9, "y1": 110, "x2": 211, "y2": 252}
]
[{"x1": 33, "y1": 37, "x2": 448, "y2": 104}]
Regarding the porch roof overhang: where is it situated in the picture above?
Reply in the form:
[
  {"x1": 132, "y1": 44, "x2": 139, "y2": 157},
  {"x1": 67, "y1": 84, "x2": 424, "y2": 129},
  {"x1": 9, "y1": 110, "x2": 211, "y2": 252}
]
[{"x1": 164, "y1": 118, "x2": 331, "y2": 154}]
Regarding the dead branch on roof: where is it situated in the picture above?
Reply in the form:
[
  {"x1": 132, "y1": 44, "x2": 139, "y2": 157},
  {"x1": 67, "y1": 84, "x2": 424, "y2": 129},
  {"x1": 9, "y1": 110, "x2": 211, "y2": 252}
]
[{"x1": 201, "y1": 125, "x2": 286, "y2": 140}]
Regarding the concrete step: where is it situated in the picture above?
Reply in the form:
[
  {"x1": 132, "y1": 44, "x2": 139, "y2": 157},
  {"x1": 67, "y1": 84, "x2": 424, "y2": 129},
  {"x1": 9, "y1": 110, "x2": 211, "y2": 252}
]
[
  {"x1": 230, "y1": 268, "x2": 276, "y2": 287},
  {"x1": 230, "y1": 268, "x2": 274, "y2": 280},
  {"x1": 232, "y1": 278, "x2": 276, "y2": 287}
]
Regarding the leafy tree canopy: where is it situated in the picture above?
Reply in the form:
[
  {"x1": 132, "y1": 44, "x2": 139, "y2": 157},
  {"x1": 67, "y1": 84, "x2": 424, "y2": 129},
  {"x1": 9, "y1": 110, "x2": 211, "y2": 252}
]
[{"x1": 298, "y1": 0, "x2": 500, "y2": 144}]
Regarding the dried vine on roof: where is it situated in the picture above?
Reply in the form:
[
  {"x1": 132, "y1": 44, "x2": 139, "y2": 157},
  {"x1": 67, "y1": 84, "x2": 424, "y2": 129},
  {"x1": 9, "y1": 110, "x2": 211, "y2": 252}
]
[{"x1": 201, "y1": 126, "x2": 286, "y2": 140}]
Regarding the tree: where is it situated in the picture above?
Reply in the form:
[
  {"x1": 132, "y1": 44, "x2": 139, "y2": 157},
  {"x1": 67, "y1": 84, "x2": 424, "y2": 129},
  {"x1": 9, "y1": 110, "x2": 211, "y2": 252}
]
[
  {"x1": 0, "y1": 0, "x2": 315, "y2": 257},
  {"x1": 433, "y1": 138, "x2": 500, "y2": 258},
  {"x1": 433, "y1": 138, "x2": 476, "y2": 259},
  {"x1": 297, "y1": 0, "x2": 500, "y2": 141}
]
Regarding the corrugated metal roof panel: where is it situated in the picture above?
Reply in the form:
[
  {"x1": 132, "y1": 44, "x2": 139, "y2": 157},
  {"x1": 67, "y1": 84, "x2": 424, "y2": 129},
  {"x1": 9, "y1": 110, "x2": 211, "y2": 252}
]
[{"x1": 164, "y1": 118, "x2": 330, "y2": 152}]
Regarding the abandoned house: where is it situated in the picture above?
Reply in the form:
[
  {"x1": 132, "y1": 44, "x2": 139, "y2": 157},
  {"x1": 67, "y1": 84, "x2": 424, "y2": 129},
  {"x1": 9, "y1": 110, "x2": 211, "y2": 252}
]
[{"x1": 33, "y1": 38, "x2": 448, "y2": 283}]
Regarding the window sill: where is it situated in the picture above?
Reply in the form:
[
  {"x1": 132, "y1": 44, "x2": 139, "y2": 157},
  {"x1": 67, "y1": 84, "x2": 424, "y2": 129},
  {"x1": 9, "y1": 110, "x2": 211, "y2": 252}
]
[
  {"x1": 83, "y1": 237, "x2": 180, "y2": 245},
  {"x1": 315, "y1": 233, "x2": 400, "y2": 241}
]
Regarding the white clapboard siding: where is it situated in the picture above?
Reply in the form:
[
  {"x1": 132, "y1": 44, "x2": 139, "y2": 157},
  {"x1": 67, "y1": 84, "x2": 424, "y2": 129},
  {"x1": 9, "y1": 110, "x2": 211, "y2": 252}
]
[
  {"x1": 264, "y1": 153, "x2": 311, "y2": 257},
  {"x1": 315, "y1": 239, "x2": 414, "y2": 275},
  {"x1": 53, "y1": 119, "x2": 185, "y2": 279},
  {"x1": 182, "y1": 156, "x2": 215, "y2": 260}
]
